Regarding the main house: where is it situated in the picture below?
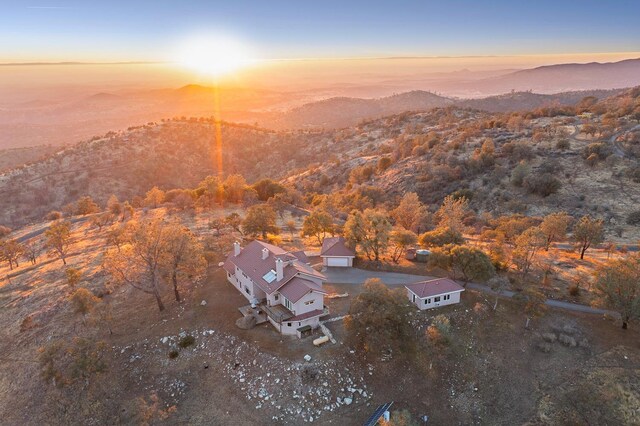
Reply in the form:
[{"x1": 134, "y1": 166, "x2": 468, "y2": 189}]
[
  {"x1": 405, "y1": 278, "x2": 465, "y2": 310},
  {"x1": 224, "y1": 240, "x2": 328, "y2": 336}
]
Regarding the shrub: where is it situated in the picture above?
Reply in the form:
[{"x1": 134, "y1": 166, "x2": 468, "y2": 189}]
[
  {"x1": 556, "y1": 139, "x2": 570, "y2": 150},
  {"x1": 419, "y1": 227, "x2": 464, "y2": 247},
  {"x1": 451, "y1": 188, "x2": 473, "y2": 201},
  {"x1": 626, "y1": 166, "x2": 640, "y2": 183},
  {"x1": 523, "y1": 173, "x2": 561, "y2": 197},
  {"x1": 536, "y1": 342, "x2": 552, "y2": 353},
  {"x1": 168, "y1": 350, "x2": 179, "y2": 359},
  {"x1": 558, "y1": 334, "x2": 577, "y2": 347},
  {"x1": 568, "y1": 283, "x2": 580, "y2": 296},
  {"x1": 582, "y1": 142, "x2": 611, "y2": 160},
  {"x1": 510, "y1": 163, "x2": 530, "y2": 187},
  {"x1": 0, "y1": 225, "x2": 11, "y2": 238},
  {"x1": 626, "y1": 210, "x2": 640, "y2": 225},
  {"x1": 377, "y1": 156, "x2": 392, "y2": 172},
  {"x1": 586, "y1": 153, "x2": 599, "y2": 167},
  {"x1": 178, "y1": 335, "x2": 195, "y2": 348}
]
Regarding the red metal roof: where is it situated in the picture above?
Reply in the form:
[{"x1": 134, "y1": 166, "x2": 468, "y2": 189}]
[
  {"x1": 405, "y1": 278, "x2": 464, "y2": 298},
  {"x1": 279, "y1": 277, "x2": 327, "y2": 303},
  {"x1": 288, "y1": 309, "x2": 325, "y2": 322},
  {"x1": 225, "y1": 240, "x2": 325, "y2": 294},
  {"x1": 321, "y1": 236, "x2": 355, "y2": 257}
]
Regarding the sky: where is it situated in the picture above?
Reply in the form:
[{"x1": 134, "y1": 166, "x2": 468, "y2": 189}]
[{"x1": 2, "y1": 0, "x2": 640, "y2": 62}]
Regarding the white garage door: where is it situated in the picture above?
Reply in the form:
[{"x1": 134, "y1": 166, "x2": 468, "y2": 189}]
[{"x1": 327, "y1": 257, "x2": 350, "y2": 267}]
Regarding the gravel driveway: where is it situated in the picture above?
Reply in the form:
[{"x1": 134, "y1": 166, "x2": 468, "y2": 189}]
[{"x1": 323, "y1": 267, "x2": 433, "y2": 286}]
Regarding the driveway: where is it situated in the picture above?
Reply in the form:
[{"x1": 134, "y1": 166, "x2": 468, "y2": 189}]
[
  {"x1": 323, "y1": 267, "x2": 431, "y2": 286},
  {"x1": 323, "y1": 267, "x2": 618, "y2": 317}
]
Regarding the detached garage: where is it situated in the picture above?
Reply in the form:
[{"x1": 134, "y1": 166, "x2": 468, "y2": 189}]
[{"x1": 321, "y1": 236, "x2": 355, "y2": 267}]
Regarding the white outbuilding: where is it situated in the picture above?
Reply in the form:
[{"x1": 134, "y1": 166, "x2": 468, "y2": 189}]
[
  {"x1": 320, "y1": 236, "x2": 355, "y2": 267},
  {"x1": 405, "y1": 278, "x2": 464, "y2": 310}
]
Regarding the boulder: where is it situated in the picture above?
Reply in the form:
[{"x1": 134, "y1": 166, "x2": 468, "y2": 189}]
[{"x1": 236, "y1": 316, "x2": 257, "y2": 330}]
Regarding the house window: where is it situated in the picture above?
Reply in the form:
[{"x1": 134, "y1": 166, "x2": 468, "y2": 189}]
[
  {"x1": 275, "y1": 294, "x2": 279, "y2": 301},
  {"x1": 245, "y1": 286, "x2": 250, "y2": 295},
  {"x1": 304, "y1": 300, "x2": 314, "y2": 306},
  {"x1": 412, "y1": 294, "x2": 416, "y2": 303},
  {"x1": 287, "y1": 322, "x2": 292, "y2": 327},
  {"x1": 284, "y1": 297, "x2": 292, "y2": 311},
  {"x1": 434, "y1": 296, "x2": 441, "y2": 302},
  {"x1": 426, "y1": 298, "x2": 431, "y2": 304},
  {"x1": 444, "y1": 294, "x2": 450, "y2": 301}
]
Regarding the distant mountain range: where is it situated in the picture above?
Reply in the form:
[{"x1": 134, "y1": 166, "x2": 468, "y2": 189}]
[
  {"x1": 261, "y1": 88, "x2": 622, "y2": 129},
  {"x1": 460, "y1": 58, "x2": 640, "y2": 95},
  {"x1": 1, "y1": 58, "x2": 638, "y2": 148}
]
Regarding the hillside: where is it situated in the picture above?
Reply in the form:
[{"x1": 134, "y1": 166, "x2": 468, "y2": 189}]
[
  {"x1": 2, "y1": 88, "x2": 639, "y2": 238},
  {"x1": 457, "y1": 89, "x2": 622, "y2": 112},
  {"x1": 0, "y1": 145, "x2": 59, "y2": 173},
  {"x1": 261, "y1": 89, "x2": 621, "y2": 130},
  {"x1": 281, "y1": 87, "x2": 640, "y2": 241},
  {"x1": 0, "y1": 119, "x2": 329, "y2": 227},
  {"x1": 263, "y1": 90, "x2": 453, "y2": 129}
]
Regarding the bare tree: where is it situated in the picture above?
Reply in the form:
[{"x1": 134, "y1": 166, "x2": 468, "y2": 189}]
[
  {"x1": 45, "y1": 221, "x2": 72, "y2": 265},
  {"x1": 391, "y1": 192, "x2": 427, "y2": 232},
  {"x1": 0, "y1": 239, "x2": 23, "y2": 270},
  {"x1": 573, "y1": 216, "x2": 604, "y2": 260},
  {"x1": 162, "y1": 223, "x2": 206, "y2": 302},
  {"x1": 595, "y1": 254, "x2": 640, "y2": 329},
  {"x1": 103, "y1": 219, "x2": 169, "y2": 311}
]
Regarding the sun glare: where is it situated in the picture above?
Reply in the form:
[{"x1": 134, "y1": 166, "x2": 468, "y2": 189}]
[{"x1": 178, "y1": 36, "x2": 254, "y2": 77}]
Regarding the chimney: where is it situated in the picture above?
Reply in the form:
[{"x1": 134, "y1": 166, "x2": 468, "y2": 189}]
[
  {"x1": 233, "y1": 241, "x2": 241, "y2": 256},
  {"x1": 275, "y1": 258, "x2": 284, "y2": 281},
  {"x1": 262, "y1": 247, "x2": 269, "y2": 260}
]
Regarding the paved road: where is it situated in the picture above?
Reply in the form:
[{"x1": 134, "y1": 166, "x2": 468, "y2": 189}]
[
  {"x1": 323, "y1": 267, "x2": 618, "y2": 317},
  {"x1": 14, "y1": 215, "x2": 91, "y2": 243},
  {"x1": 610, "y1": 123, "x2": 640, "y2": 159}
]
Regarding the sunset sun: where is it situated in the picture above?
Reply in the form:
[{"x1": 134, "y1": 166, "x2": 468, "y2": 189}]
[{"x1": 177, "y1": 36, "x2": 254, "y2": 77}]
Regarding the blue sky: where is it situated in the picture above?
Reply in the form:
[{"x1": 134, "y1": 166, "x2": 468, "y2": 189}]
[{"x1": 2, "y1": 0, "x2": 639, "y2": 61}]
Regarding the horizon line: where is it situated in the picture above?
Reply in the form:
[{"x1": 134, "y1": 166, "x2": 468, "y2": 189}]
[{"x1": 2, "y1": 51, "x2": 639, "y2": 67}]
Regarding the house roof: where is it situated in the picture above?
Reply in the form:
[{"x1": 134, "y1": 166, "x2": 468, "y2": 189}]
[
  {"x1": 405, "y1": 278, "x2": 464, "y2": 298},
  {"x1": 224, "y1": 240, "x2": 325, "y2": 294},
  {"x1": 290, "y1": 250, "x2": 310, "y2": 264},
  {"x1": 279, "y1": 277, "x2": 327, "y2": 303},
  {"x1": 288, "y1": 308, "x2": 325, "y2": 322},
  {"x1": 321, "y1": 236, "x2": 355, "y2": 257}
]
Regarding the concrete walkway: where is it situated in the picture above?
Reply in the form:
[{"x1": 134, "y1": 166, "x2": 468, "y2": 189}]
[{"x1": 323, "y1": 267, "x2": 618, "y2": 317}]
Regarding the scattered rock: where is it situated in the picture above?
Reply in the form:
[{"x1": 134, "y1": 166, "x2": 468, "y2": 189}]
[
  {"x1": 201, "y1": 300, "x2": 207, "y2": 306},
  {"x1": 304, "y1": 354, "x2": 312, "y2": 362},
  {"x1": 344, "y1": 397, "x2": 353, "y2": 405}
]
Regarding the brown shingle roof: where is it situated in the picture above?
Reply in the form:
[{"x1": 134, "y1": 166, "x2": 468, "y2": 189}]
[
  {"x1": 405, "y1": 278, "x2": 464, "y2": 298},
  {"x1": 279, "y1": 277, "x2": 327, "y2": 303},
  {"x1": 321, "y1": 236, "x2": 355, "y2": 257},
  {"x1": 225, "y1": 240, "x2": 325, "y2": 294}
]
